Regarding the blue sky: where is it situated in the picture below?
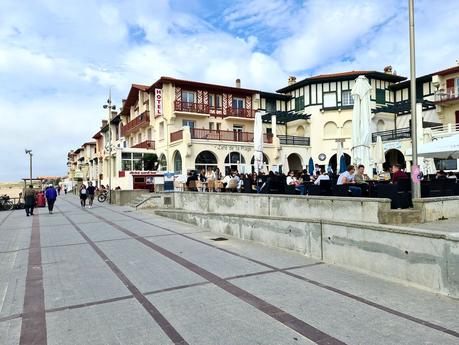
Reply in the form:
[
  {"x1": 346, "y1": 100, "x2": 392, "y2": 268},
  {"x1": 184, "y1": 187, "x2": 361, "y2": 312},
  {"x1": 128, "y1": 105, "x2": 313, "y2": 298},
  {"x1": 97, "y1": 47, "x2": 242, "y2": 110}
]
[{"x1": 1, "y1": 0, "x2": 459, "y2": 181}]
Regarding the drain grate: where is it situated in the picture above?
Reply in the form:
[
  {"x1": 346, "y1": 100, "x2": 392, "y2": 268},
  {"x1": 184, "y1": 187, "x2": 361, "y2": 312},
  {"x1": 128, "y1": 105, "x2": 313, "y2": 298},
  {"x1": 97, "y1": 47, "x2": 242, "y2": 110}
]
[{"x1": 211, "y1": 237, "x2": 228, "y2": 241}]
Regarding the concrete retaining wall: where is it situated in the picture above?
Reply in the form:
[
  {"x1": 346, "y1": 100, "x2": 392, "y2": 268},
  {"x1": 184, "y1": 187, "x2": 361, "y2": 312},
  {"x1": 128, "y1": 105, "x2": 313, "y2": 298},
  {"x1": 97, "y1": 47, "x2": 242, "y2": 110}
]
[
  {"x1": 111, "y1": 189, "x2": 150, "y2": 206},
  {"x1": 413, "y1": 196, "x2": 459, "y2": 222},
  {"x1": 150, "y1": 192, "x2": 391, "y2": 224},
  {"x1": 155, "y1": 209, "x2": 459, "y2": 297}
]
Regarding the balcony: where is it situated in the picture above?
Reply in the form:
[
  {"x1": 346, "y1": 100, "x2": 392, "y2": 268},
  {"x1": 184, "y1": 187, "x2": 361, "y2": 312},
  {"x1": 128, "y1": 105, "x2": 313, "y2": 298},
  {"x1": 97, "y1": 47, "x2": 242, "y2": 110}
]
[
  {"x1": 174, "y1": 100, "x2": 255, "y2": 119},
  {"x1": 435, "y1": 87, "x2": 459, "y2": 104},
  {"x1": 190, "y1": 128, "x2": 273, "y2": 143},
  {"x1": 121, "y1": 111, "x2": 150, "y2": 136},
  {"x1": 278, "y1": 135, "x2": 310, "y2": 146},
  {"x1": 225, "y1": 107, "x2": 255, "y2": 119},
  {"x1": 170, "y1": 130, "x2": 183, "y2": 142},
  {"x1": 372, "y1": 127, "x2": 411, "y2": 142},
  {"x1": 131, "y1": 140, "x2": 155, "y2": 150},
  {"x1": 174, "y1": 101, "x2": 210, "y2": 114}
]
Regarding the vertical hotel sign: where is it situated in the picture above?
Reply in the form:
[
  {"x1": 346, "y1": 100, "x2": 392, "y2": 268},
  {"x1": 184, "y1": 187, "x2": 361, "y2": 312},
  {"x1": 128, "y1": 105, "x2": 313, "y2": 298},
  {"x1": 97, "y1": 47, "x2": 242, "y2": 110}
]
[{"x1": 155, "y1": 88, "x2": 162, "y2": 116}]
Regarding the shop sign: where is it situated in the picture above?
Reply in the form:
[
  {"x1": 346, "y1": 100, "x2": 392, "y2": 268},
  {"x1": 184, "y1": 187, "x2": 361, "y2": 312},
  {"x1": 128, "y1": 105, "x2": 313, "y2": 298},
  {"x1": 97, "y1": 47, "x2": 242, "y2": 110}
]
[
  {"x1": 155, "y1": 89, "x2": 162, "y2": 116},
  {"x1": 129, "y1": 171, "x2": 159, "y2": 175},
  {"x1": 215, "y1": 144, "x2": 252, "y2": 152}
]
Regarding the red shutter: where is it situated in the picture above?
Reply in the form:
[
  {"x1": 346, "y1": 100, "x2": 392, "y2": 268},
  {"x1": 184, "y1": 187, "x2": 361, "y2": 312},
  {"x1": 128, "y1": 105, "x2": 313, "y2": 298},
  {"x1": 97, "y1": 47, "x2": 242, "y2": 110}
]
[{"x1": 446, "y1": 78, "x2": 455, "y2": 89}]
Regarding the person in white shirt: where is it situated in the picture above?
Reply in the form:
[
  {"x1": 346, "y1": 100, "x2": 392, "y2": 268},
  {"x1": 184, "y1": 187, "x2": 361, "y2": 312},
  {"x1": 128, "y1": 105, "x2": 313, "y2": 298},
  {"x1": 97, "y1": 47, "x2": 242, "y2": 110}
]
[
  {"x1": 314, "y1": 172, "x2": 330, "y2": 185},
  {"x1": 337, "y1": 165, "x2": 361, "y2": 196}
]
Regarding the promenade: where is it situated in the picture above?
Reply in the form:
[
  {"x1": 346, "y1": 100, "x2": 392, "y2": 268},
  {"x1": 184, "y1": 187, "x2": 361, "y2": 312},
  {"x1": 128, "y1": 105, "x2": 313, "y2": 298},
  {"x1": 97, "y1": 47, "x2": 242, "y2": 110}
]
[{"x1": 0, "y1": 195, "x2": 458, "y2": 345}]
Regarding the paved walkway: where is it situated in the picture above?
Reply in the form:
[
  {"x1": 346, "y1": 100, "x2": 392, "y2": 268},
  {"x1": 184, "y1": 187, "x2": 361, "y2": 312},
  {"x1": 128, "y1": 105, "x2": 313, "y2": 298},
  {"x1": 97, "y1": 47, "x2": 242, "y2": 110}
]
[{"x1": 0, "y1": 195, "x2": 458, "y2": 345}]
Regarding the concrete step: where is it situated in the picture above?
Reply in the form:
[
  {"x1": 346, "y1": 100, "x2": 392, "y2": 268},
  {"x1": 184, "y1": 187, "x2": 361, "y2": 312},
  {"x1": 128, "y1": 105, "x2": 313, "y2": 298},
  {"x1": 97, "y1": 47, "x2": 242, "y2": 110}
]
[{"x1": 379, "y1": 209, "x2": 422, "y2": 224}]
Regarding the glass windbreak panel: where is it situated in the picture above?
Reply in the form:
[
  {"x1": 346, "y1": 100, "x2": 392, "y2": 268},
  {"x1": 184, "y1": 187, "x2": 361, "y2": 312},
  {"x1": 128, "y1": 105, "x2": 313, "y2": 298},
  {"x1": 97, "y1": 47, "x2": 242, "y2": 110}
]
[
  {"x1": 341, "y1": 90, "x2": 354, "y2": 106},
  {"x1": 232, "y1": 98, "x2": 244, "y2": 109},
  {"x1": 121, "y1": 160, "x2": 132, "y2": 171},
  {"x1": 133, "y1": 159, "x2": 143, "y2": 170},
  {"x1": 182, "y1": 91, "x2": 195, "y2": 103}
]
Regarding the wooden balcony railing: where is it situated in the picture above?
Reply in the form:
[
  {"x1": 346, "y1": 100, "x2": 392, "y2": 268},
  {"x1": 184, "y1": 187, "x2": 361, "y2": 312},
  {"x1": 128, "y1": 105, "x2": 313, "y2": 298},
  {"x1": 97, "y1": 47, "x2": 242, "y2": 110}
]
[
  {"x1": 121, "y1": 111, "x2": 150, "y2": 136},
  {"x1": 278, "y1": 135, "x2": 310, "y2": 146},
  {"x1": 174, "y1": 101, "x2": 210, "y2": 114},
  {"x1": 372, "y1": 127, "x2": 411, "y2": 142},
  {"x1": 132, "y1": 140, "x2": 155, "y2": 149},
  {"x1": 170, "y1": 130, "x2": 183, "y2": 142},
  {"x1": 174, "y1": 100, "x2": 255, "y2": 118},
  {"x1": 225, "y1": 107, "x2": 255, "y2": 118},
  {"x1": 190, "y1": 128, "x2": 273, "y2": 143}
]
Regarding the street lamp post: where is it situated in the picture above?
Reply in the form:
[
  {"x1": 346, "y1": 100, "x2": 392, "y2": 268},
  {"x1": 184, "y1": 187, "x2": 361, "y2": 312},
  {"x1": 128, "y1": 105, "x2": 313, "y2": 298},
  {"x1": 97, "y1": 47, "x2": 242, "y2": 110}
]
[
  {"x1": 103, "y1": 90, "x2": 116, "y2": 204},
  {"x1": 25, "y1": 149, "x2": 33, "y2": 186},
  {"x1": 409, "y1": 0, "x2": 421, "y2": 199}
]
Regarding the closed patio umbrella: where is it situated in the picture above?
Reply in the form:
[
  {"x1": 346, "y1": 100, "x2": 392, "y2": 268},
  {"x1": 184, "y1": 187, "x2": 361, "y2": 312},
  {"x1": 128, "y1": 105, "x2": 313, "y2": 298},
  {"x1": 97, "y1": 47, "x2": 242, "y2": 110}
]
[
  {"x1": 374, "y1": 135, "x2": 384, "y2": 173},
  {"x1": 308, "y1": 157, "x2": 314, "y2": 175},
  {"x1": 282, "y1": 153, "x2": 289, "y2": 174},
  {"x1": 253, "y1": 111, "x2": 264, "y2": 174},
  {"x1": 336, "y1": 140, "x2": 343, "y2": 174},
  {"x1": 351, "y1": 75, "x2": 372, "y2": 173},
  {"x1": 339, "y1": 154, "x2": 347, "y2": 173}
]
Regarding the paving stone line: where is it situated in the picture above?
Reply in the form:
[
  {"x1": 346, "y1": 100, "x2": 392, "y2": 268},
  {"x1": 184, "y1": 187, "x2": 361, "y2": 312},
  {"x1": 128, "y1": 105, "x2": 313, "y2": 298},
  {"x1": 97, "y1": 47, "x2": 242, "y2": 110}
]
[
  {"x1": 0, "y1": 210, "x2": 14, "y2": 226},
  {"x1": 92, "y1": 200, "x2": 459, "y2": 339},
  {"x1": 19, "y1": 213, "x2": 47, "y2": 345},
  {"x1": 75, "y1": 203, "x2": 346, "y2": 345},
  {"x1": 58, "y1": 206, "x2": 190, "y2": 345}
]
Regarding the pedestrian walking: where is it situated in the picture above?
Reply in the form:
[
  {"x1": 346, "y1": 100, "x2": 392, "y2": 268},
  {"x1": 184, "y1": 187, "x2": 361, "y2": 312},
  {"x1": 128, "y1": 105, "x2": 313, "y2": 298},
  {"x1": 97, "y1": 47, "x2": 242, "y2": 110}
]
[
  {"x1": 64, "y1": 186, "x2": 68, "y2": 194},
  {"x1": 87, "y1": 182, "x2": 96, "y2": 208},
  {"x1": 57, "y1": 186, "x2": 61, "y2": 195},
  {"x1": 45, "y1": 184, "x2": 57, "y2": 214},
  {"x1": 79, "y1": 184, "x2": 88, "y2": 208},
  {"x1": 23, "y1": 185, "x2": 36, "y2": 217}
]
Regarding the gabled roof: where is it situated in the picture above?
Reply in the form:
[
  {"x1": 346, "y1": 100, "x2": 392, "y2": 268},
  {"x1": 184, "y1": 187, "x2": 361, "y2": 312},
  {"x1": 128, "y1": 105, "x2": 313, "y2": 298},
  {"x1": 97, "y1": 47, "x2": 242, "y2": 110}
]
[
  {"x1": 389, "y1": 73, "x2": 433, "y2": 91},
  {"x1": 277, "y1": 71, "x2": 407, "y2": 93},
  {"x1": 119, "y1": 84, "x2": 149, "y2": 116},
  {"x1": 149, "y1": 76, "x2": 257, "y2": 96},
  {"x1": 92, "y1": 131, "x2": 102, "y2": 139},
  {"x1": 259, "y1": 91, "x2": 291, "y2": 101},
  {"x1": 82, "y1": 141, "x2": 96, "y2": 147}
]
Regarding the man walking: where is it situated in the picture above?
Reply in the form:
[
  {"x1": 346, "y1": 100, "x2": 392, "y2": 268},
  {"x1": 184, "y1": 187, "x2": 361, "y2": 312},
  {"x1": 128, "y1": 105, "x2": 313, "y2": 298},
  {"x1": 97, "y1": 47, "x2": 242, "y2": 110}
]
[
  {"x1": 45, "y1": 184, "x2": 57, "y2": 214},
  {"x1": 23, "y1": 185, "x2": 36, "y2": 217},
  {"x1": 87, "y1": 182, "x2": 96, "y2": 208},
  {"x1": 79, "y1": 184, "x2": 88, "y2": 207}
]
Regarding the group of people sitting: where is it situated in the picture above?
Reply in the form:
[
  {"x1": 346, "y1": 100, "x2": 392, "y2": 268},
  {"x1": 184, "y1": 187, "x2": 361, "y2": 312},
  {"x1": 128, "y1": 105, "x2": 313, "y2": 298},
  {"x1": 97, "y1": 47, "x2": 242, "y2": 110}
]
[{"x1": 182, "y1": 163, "x2": 420, "y2": 197}]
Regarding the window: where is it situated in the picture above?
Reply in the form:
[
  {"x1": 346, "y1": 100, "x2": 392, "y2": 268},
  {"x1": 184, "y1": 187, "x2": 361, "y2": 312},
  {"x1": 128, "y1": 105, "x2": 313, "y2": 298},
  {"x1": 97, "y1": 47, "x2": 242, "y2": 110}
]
[
  {"x1": 173, "y1": 151, "x2": 182, "y2": 174},
  {"x1": 266, "y1": 128, "x2": 272, "y2": 135},
  {"x1": 323, "y1": 92, "x2": 337, "y2": 108},
  {"x1": 266, "y1": 99, "x2": 276, "y2": 112},
  {"x1": 376, "y1": 89, "x2": 386, "y2": 104},
  {"x1": 137, "y1": 133, "x2": 142, "y2": 144},
  {"x1": 216, "y1": 123, "x2": 221, "y2": 131},
  {"x1": 182, "y1": 91, "x2": 195, "y2": 103},
  {"x1": 209, "y1": 94, "x2": 222, "y2": 109},
  {"x1": 182, "y1": 120, "x2": 195, "y2": 128},
  {"x1": 232, "y1": 98, "x2": 244, "y2": 109},
  {"x1": 341, "y1": 90, "x2": 354, "y2": 106},
  {"x1": 158, "y1": 154, "x2": 167, "y2": 171},
  {"x1": 121, "y1": 152, "x2": 147, "y2": 171},
  {"x1": 233, "y1": 125, "x2": 243, "y2": 141},
  {"x1": 209, "y1": 122, "x2": 214, "y2": 131},
  {"x1": 295, "y1": 96, "x2": 304, "y2": 111},
  {"x1": 159, "y1": 122, "x2": 164, "y2": 139}
]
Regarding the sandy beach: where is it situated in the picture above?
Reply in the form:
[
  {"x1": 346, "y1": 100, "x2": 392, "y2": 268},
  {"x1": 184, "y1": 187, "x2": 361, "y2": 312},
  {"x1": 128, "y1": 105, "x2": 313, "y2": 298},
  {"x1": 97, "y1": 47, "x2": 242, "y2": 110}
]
[{"x1": 0, "y1": 182, "x2": 24, "y2": 199}]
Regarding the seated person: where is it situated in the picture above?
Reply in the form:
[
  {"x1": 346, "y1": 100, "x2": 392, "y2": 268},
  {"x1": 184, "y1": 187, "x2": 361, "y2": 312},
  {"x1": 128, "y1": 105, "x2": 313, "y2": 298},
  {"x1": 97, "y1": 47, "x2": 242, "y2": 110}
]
[
  {"x1": 314, "y1": 172, "x2": 330, "y2": 185},
  {"x1": 337, "y1": 165, "x2": 362, "y2": 197},
  {"x1": 354, "y1": 164, "x2": 370, "y2": 184},
  {"x1": 300, "y1": 169, "x2": 311, "y2": 182},
  {"x1": 286, "y1": 171, "x2": 305, "y2": 195},
  {"x1": 391, "y1": 164, "x2": 408, "y2": 183},
  {"x1": 436, "y1": 170, "x2": 447, "y2": 180}
]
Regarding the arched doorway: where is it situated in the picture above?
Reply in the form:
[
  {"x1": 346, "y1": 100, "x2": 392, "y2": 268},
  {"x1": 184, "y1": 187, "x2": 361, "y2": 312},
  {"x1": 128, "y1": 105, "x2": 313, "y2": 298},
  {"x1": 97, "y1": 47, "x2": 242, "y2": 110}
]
[
  {"x1": 158, "y1": 154, "x2": 167, "y2": 171},
  {"x1": 251, "y1": 153, "x2": 269, "y2": 172},
  {"x1": 385, "y1": 149, "x2": 405, "y2": 169},
  {"x1": 195, "y1": 150, "x2": 218, "y2": 173},
  {"x1": 329, "y1": 153, "x2": 351, "y2": 173},
  {"x1": 224, "y1": 152, "x2": 246, "y2": 175},
  {"x1": 287, "y1": 153, "x2": 302, "y2": 172},
  {"x1": 173, "y1": 151, "x2": 182, "y2": 174}
]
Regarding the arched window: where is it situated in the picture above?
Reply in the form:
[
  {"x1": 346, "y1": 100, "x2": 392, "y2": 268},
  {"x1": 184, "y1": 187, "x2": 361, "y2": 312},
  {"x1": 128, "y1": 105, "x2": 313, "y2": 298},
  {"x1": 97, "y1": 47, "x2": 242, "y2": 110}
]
[
  {"x1": 195, "y1": 150, "x2": 218, "y2": 172},
  {"x1": 224, "y1": 152, "x2": 245, "y2": 175},
  {"x1": 324, "y1": 121, "x2": 338, "y2": 138},
  {"x1": 173, "y1": 151, "x2": 182, "y2": 174},
  {"x1": 158, "y1": 154, "x2": 167, "y2": 171}
]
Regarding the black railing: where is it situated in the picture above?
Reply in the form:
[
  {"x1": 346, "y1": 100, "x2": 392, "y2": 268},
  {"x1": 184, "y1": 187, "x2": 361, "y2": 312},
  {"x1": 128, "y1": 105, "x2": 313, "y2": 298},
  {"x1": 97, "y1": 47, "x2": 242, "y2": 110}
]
[
  {"x1": 372, "y1": 127, "x2": 411, "y2": 142},
  {"x1": 278, "y1": 135, "x2": 310, "y2": 146}
]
